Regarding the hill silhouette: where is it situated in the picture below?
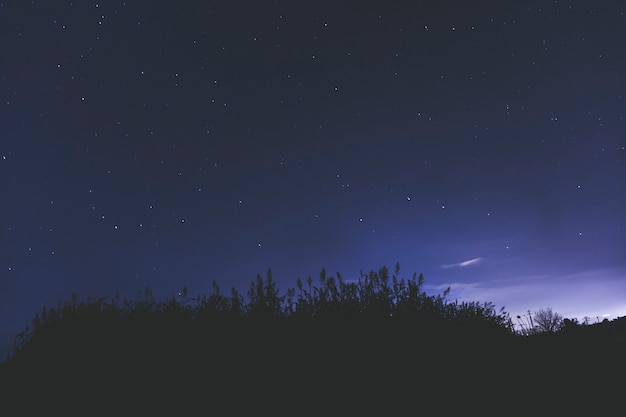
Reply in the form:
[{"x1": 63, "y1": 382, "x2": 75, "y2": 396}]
[{"x1": 1, "y1": 265, "x2": 624, "y2": 415}]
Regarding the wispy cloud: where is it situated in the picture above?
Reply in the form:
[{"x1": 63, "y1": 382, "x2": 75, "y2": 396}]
[
  {"x1": 442, "y1": 257, "x2": 483, "y2": 269},
  {"x1": 426, "y1": 267, "x2": 626, "y2": 323}
]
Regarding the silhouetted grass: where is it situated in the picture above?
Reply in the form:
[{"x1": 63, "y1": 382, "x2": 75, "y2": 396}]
[{"x1": 1, "y1": 264, "x2": 624, "y2": 415}]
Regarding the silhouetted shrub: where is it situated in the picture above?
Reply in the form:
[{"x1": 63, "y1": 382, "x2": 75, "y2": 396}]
[{"x1": 5, "y1": 265, "x2": 624, "y2": 414}]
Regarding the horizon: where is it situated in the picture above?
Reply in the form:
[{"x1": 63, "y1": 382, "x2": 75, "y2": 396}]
[{"x1": 2, "y1": 262, "x2": 625, "y2": 357}]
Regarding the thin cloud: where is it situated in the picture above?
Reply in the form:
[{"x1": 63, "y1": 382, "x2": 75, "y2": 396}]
[
  {"x1": 442, "y1": 257, "x2": 483, "y2": 269},
  {"x1": 427, "y1": 267, "x2": 626, "y2": 324}
]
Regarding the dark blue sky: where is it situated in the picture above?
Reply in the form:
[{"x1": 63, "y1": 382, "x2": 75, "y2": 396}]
[{"x1": 1, "y1": 0, "x2": 625, "y2": 354}]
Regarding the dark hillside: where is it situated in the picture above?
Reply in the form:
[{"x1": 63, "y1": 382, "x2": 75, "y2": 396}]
[{"x1": 1, "y1": 267, "x2": 624, "y2": 415}]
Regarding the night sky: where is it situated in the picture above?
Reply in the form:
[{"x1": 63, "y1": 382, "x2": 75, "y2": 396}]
[{"x1": 1, "y1": 1, "x2": 625, "y2": 355}]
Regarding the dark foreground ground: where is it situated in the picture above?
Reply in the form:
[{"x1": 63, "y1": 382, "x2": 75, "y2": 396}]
[{"x1": 1, "y1": 316, "x2": 624, "y2": 416}]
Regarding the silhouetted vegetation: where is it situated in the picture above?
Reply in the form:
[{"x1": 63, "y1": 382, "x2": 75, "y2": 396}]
[
  {"x1": 1, "y1": 264, "x2": 624, "y2": 415},
  {"x1": 516, "y1": 307, "x2": 565, "y2": 335}
]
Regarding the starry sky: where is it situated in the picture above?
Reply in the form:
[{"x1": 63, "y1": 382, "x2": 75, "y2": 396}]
[{"x1": 1, "y1": 0, "x2": 625, "y2": 354}]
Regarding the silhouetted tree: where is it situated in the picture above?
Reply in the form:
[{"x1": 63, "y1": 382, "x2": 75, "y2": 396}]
[{"x1": 533, "y1": 307, "x2": 564, "y2": 333}]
